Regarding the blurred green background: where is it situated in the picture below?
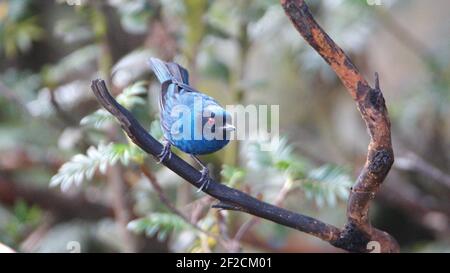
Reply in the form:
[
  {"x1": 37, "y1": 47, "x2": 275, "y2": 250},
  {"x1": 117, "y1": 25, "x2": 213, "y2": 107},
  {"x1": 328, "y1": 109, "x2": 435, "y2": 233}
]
[{"x1": 0, "y1": 0, "x2": 449, "y2": 253}]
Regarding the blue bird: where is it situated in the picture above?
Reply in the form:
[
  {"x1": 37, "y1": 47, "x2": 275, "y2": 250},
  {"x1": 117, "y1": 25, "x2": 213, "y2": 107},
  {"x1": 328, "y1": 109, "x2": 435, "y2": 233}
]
[{"x1": 149, "y1": 57, "x2": 235, "y2": 191}]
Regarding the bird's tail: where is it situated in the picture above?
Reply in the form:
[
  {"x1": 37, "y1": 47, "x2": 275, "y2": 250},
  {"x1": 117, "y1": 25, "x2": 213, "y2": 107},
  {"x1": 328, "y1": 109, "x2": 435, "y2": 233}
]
[{"x1": 149, "y1": 57, "x2": 189, "y2": 84}]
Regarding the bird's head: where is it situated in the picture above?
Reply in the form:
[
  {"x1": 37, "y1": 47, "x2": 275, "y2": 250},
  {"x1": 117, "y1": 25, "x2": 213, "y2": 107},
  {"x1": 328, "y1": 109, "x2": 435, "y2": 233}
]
[{"x1": 202, "y1": 105, "x2": 235, "y2": 141}]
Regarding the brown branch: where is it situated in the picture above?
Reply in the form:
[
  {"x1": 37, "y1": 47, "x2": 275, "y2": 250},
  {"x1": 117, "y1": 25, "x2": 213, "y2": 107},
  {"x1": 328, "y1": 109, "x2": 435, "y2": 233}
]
[
  {"x1": 281, "y1": 0, "x2": 397, "y2": 252},
  {"x1": 20, "y1": 215, "x2": 56, "y2": 252},
  {"x1": 140, "y1": 165, "x2": 187, "y2": 218},
  {"x1": 107, "y1": 164, "x2": 140, "y2": 252},
  {"x1": 380, "y1": 178, "x2": 450, "y2": 236},
  {"x1": 49, "y1": 89, "x2": 78, "y2": 126},
  {"x1": 395, "y1": 152, "x2": 450, "y2": 190}
]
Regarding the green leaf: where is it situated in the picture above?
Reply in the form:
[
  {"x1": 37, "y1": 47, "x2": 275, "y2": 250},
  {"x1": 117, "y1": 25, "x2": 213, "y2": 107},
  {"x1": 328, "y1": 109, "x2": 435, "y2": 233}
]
[
  {"x1": 297, "y1": 165, "x2": 353, "y2": 207},
  {"x1": 110, "y1": 143, "x2": 146, "y2": 165},
  {"x1": 221, "y1": 164, "x2": 245, "y2": 187},
  {"x1": 246, "y1": 137, "x2": 351, "y2": 207},
  {"x1": 13, "y1": 200, "x2": 41, "y2": 225},
  {"x1": 1, "y1": 15, "x2": 44, "y2": 57},
  {"x1": 247, "y1": 137, "x2": 309, "y2": 176},
  {"x1": 4, "y1": 199, "x2": 42, "y2": 244},
  {"x1": 116, "y1": 81, "x2": 147, "y2": 108},
  {"x1": 81, "y1": 81, "x2": 148, "y2": 129},
  {"x1": 80, "y1": 109, "x2": 113, "y2": 129}
]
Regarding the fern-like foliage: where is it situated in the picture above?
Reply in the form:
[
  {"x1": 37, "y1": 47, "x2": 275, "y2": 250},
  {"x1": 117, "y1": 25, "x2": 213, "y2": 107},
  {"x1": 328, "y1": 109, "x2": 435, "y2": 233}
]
[
  {"x1": 80, "y1": 81, "x2": 147, "y2": 129},
  {"x1": 50, "y1": 142, "x2": 145, "y2": 191},
  {"x1": 127, "y1": 213, "x2": 191, "y2": 242},
  {"x1": 79, "y1": 108, "x2": 113, "y2": 128},
  {"x1": 116, "y1": 80, "x2": 147, "y2": 108},
  {"x1": 53, "y1": 81, "x2": 148, "y2": 190},
  {"x1": 246, "y1": 137, "x2": 353, "y2": 207},
  {"x1": 247, "y1": 137, "x2": 310, "y2": 175},
  {"x1": 299, "y1": 165, "x2": 352, "y2": 207}
]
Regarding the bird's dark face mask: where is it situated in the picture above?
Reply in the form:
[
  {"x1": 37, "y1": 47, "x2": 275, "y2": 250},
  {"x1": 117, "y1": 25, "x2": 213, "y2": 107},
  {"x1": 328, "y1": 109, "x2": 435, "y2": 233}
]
[{"x1": 201, "y1": 107, "x2": 235, "y2": 141}]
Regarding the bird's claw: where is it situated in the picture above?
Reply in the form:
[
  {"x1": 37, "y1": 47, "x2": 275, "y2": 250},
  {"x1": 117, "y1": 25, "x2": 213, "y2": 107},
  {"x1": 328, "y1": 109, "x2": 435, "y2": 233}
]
[
  {"x1": 197, "y1": 167, "x2": 211, "y2": 192},
  {"x1": 156, "y1": 142, "x2": 172, "y2": 163}
]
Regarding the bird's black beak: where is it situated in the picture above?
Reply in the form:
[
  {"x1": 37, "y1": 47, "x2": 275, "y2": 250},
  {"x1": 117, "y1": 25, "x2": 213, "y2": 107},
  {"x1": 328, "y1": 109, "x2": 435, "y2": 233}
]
[{"x1": 223, "y1": 124, "x2": 236, "y2": 132}]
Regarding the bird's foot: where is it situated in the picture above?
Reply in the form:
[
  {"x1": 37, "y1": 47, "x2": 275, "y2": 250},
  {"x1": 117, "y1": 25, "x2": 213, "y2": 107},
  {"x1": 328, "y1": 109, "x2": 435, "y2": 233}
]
[
  {"x1": 197, "y1": 167, "x2": 211, "y2": 192},
  {"x1": 156, "y1": 141, "x2": 172, "y2": 163},
  {"x1": 190, "y1": 155, "x2": 212, "y2": 192}
]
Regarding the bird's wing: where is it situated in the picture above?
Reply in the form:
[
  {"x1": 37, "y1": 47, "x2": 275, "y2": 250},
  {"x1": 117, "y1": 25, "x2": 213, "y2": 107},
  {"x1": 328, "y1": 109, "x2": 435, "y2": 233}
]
[
  {"x1": 149, "y1": 57, "x2": 190, "y2": 85},
  {"x1": 150, "y1": 57, "x2": 198, "y2": 112},
  {"x1": 159, "y1": 83, "x2": 177, "y2": 136},
  {"x1": 166, "y1": 62, "x2": 189, "y2": 85},
  {"x1": 150, "y1": 57, "x2": 215, "y2": 141}
]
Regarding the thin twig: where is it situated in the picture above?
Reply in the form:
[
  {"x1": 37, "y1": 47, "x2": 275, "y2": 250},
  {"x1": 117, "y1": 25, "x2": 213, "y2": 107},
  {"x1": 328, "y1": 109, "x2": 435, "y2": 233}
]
[
  {"x1": 108, "y1": 164, "x2": 139, "y2": 252},
  {"x1": 20, "y1": 214, "x2": 55, "y2": 252},
  {"x1": 0, "y1": 81, "x2": 30, "y2": 115},
  {"x1": 140, "y1": 164, "x2": 230, "y2": 249},
  {"x1": 395, "y1": 152, "x2": 450, "y2": 190},
  {"x1": 49, "y1": 89, "x2": 78, "y2": 126},
  {"x1": 233, "y1": 180, "x2": 292, "y2": 247},
  {"x1": 380, "y1": 178, "x2": 450, "y2": 236}
]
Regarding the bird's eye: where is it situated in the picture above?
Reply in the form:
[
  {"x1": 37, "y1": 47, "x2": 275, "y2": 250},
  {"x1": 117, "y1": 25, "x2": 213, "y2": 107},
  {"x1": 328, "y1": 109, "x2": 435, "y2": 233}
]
[{"x1": 207, "y1": 117, "x2": 215, "y2": 125}]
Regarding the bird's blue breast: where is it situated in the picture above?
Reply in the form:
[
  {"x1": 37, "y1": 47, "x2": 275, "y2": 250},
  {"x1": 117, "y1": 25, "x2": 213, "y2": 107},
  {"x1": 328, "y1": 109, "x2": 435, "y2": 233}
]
[{"x1": 172, "y1": 138, "x2": 230, "y2": 155}]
